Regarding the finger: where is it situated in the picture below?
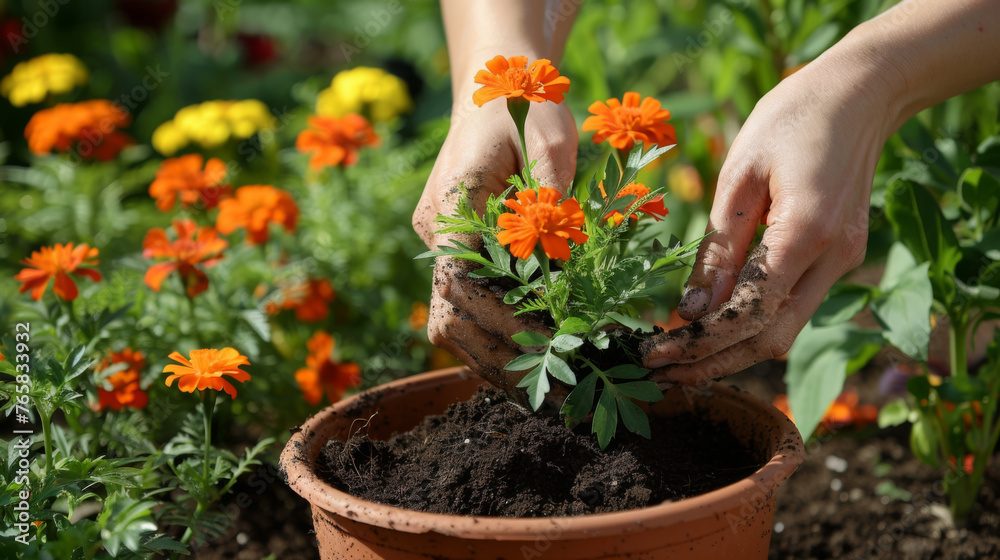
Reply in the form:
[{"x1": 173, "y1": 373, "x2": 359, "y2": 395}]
[
  {"x1": 643, "y1": 207, "x2": 830, "y2": 367},
  {"x1": 434, "y1": 256, "x2": 550, "y2": 344},
  {"x1": 525, "y1": 106, "x2": 578, "y2": 194},
  {"x1": 649, "y1": 260, "x2": 836, "y2": 385},
  {"x1": 427, "y1": 290, "x2": 523, "y2": 390},
  {"x1": 676, "y1": 160, "x2": 771, "y2": 320}
]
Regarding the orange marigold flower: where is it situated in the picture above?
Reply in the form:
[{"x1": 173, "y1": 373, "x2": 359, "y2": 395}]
[
  {"x1": 94, "y1": 349, "x2": 148, "y2": 412},
  {"x1": 149, "y1": 154, "x2": 230, "y2": 211},
  {"x1": 24, "y1": 100, "x2": 133, "y2": 160},
  {"x1": 265, "y1": 278, "x2": 336, "y2": 322},
  {"x1": 599, "y1": 182, "x2": 668, "y2": 226},
  {"x1": 582, "y1": 92, "x2": 675, "y2": 152},
  {"x1": 472, "y1": 55, "x2": 570, "y2": 107},
  {"x1": 215, "y1": 185, "x2": 299, "y2": 245},
  {"x1": 295, "y1": 114, "x2": 379, "y2": 170},
  {"x1": 295, "y1": 331, "x2": 361, "y2": 406},
  {"x1": 497, "y1": 187, "x2": 587, "y2": 260},
  {"x1": 164, "y1": 348, "x2": 251, "y2": 399},
  {"x1": 773, "y1": 389, "x2": 877, "y2": 435},
  {"x1": 15, "y1": 243, "x2": 102, "y2": 301},
  {"x1": 143, "y1": 219, "x2": 227, "y2": 298}
]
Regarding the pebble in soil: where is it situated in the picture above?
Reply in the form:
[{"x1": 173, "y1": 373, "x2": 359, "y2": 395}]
[{"x1": 317, "y1": 386, "x2": 764, "y2": 517}]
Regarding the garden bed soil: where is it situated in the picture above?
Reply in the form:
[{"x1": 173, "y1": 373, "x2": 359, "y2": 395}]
[{"x1": 315, "y1": 385, "x2": 765, "y2": 517}]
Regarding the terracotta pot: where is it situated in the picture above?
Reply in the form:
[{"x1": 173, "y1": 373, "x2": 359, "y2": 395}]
[{"x1": 280, "y1": 367, "x2": 804, "y2": 559}]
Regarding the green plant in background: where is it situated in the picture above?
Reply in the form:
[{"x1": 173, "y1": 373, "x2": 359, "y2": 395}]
[{"x1": 785, "y1": 121, "x2": 1000, "y2": 520}]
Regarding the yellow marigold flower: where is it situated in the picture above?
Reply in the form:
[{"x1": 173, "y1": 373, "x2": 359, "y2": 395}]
[
  {"x1": 316, "y1": 67, "x2": 412, "y2": 123},
  {"x1": 1, "y1": 54, "x2": 88, "y2": 107},
  {"x1": 152, "y1": 100, "x2": 276, "y2": 155}
]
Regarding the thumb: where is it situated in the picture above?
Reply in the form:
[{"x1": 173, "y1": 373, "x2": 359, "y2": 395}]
[{"x1": 677, "y1": 165, "x2": 770, "y2": 320}]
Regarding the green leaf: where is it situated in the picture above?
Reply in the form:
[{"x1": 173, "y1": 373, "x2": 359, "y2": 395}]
[
  {"x1": 504, "y1": 353, "x2": 544, "y2": 372},
  {"x1": 516, "y1": 364, "x2": 549, "y2": 411},
  {"x1": 795, "y1": 22, "x2": 839, "y2": 60},
  {"x1": 545, "y1": 354, "x2": 577, "y2": 386},
  {"x1": 910, "y1": 414, "x2": 940, "y2": 467},
  {"x1": 879, "y1": 242, "x2": 920, "y2": 291},
  {"x1": 556, "y1": 317, "x2": 591, "y2": 336},
  {"x1": 620, "y1": 144, "x2": 673, "y2": 188},
  {"x1": 550, "y1": 334, "x2": 584, "y2": 353},
  {"x1": 617, "y1": 397, "x2": 651, "y2": 439},
  {"x1": 503, "y1": 285, "x2": 532, "y2": 305},
  {"x1": 786, "y1": 322, "x2": 884, "y2": 439},
  {"x1": 590, "y1": 331, "x2": 610, "y2": 350},
  {"x1": 516, "y1": 254, "x2": 540, "y2": 281},
  {"x1": 878, "y1": 399, "x2": 911, "y2": 428},
  {"x1": 958, "y1": 167, "x2": 1000, "y2": 217},
  {"x1": 811, "y1": 286, "x2": 871, "y2": 327},
  {"x1": 593, "y1": 388, "x2": 618, "y2": 449},
  {"x1": 907, "y1": 375, "x2": 932, "y2": 401},
  {"x1": 884, "y1": 181, "x2": 962, "y2": 297},
  {"x1": 562, "y1": 371, "x2": 599, "y2": 426},
  {"x1": 605, "y1": 311, "x2": 653, "y2": 333},
  {"x1": 870, "y1": 261, "x2": 932, "y2": 360},
  {"x1": 483, "y1": 235, "x2": 512, "y2": 275},
  {"x1": 241, "y1": 309, "x2": 271, "y2": 343},
  {"x1": 603, "y1": 151, "x2": 622, "y2": 199},
  {"x1": 511, "y1": 330, "x2": 551, "y2": 347},
  {"x1": 604, "y1": 364, "x2": 650, "y2": 380},
  {"x1": 614, "y1": 381, "x2": 663, "y2": 402}
]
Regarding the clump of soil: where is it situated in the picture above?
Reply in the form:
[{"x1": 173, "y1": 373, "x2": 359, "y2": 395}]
[{"x1": 316, "y1": 386, "x2": 764, "y2": 517}]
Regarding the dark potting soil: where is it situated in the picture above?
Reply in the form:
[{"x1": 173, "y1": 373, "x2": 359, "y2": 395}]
[{"x1": 315, "y1": 385, "x2": 764, "y2": 517}]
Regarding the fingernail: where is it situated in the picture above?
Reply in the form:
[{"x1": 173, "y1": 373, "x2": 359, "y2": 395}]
[
  {"x1": 677, "y1": 286, "x2": 711, "y2": 316},
  {"x1": 646, "y1": 357, "x2": 672, "y2": 369}
]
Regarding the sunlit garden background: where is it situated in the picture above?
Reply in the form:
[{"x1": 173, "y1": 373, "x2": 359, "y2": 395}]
[{"x1": 1, "y1": 0, "x2": 998, "y2": 558}]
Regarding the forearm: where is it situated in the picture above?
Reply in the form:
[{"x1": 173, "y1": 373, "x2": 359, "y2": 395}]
[
  {"x1": 811, "y1": 0, "x2": 1000, "y2": 141},
  {"x1": 440, "y1": 0, "x2": 579, "y2": 101}
]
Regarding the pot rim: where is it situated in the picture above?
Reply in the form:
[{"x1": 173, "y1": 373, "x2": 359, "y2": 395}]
[{"x1": 280, "y1": 366, "x2": 804, "y2": 540}]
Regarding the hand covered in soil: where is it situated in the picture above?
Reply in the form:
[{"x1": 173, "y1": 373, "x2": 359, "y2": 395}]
[
  {"x1": 641, "y1": 46, "x2": 891, "y2": 385},
  {"x1": 413, "y1": 98, "x2": 578, "y2": 396}
]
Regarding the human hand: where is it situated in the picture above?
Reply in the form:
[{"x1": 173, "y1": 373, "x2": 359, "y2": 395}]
[
  {"x1": 413, "y1": 97, "x2": 578, "y2": 397},
  {"x1": 641, "y1": 53, "x2": 900, "y2": 386}
]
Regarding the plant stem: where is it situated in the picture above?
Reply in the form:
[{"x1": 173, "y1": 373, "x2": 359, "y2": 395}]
[
  {"x1": 39, "y1": 406, "x2": 54, "y2": 474},
  {"x1": 202, "y1": 390, "x2": 216, "y2": 498},
  {"x1": 949, "y1": 312, "x2": 969, "y2": 380},
  {"x1": 507, "y1": 98, "x2": 532, "y2": 186}
]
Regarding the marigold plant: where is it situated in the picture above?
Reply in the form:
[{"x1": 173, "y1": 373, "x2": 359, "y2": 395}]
[
  {"x1": 152, "y1": 99, "x2": 275, "y2": 155},
  {"x1": 295, "y1": 331, "x2": 361, "y2": 405},
  {"x1": 149, "y1": 154, "x2": 230, "y2": 211},
  {"x1": 164, "y1": 348, "x2": 251, "y2": 399},
  {"x1": 142, "y1": 219, "x2": 227, "y2": 298},
  {"x1": 295, "y1": 114, "x2": 380, "y2": 170},
  {"x1": 265, "y1": 278, "x2": 336, "y2": 322},
  {"x1": 15, "y1": 242, "x2": 102, "y2": 301},
  {"x1": 215, "y1": 185, "x2": 299, "y2": 245},
  {"x1": 583, "y1": 91, "x2": 676, "y2": 155},
  {"x1": 421, "y1": 56, "x2": 699, "y2": 448},
  {"x1": 472, "y1": 55, "x2": 570, "y2": 106},
  {"x1": 24, "y1": 100, "x2": 133, "y2": 159},
  {"x1": 496, "y1": 187, "x2": 587, "y2": 260},
  {"x1": 316, "y1": 66, "x2": 412, "y2": 122},
  {"x1": 0, "y1": 53, "x2": 87, "y2": 106},
  {"x1": 94, "y1": 349, "x2": 149, "y2": 412}
]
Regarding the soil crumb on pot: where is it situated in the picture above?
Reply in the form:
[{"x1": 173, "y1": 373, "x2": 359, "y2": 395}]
[{"x1": 316, "y1": 386, "x2": 764, "y2": 517}]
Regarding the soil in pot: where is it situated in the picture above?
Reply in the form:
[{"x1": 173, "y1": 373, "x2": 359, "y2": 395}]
[{"x1": 315, "y1": 385, "x2": 766, "y2": 517}]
